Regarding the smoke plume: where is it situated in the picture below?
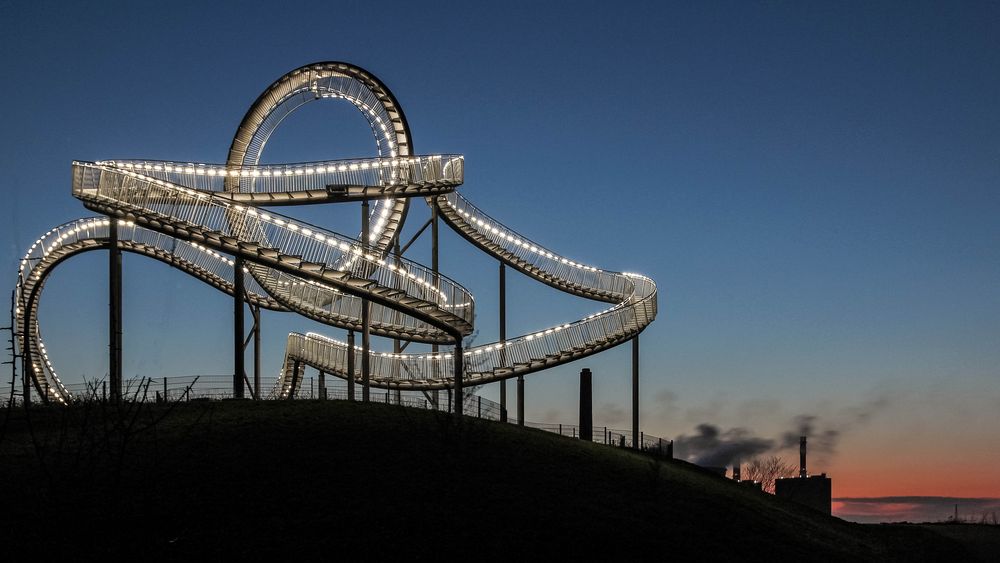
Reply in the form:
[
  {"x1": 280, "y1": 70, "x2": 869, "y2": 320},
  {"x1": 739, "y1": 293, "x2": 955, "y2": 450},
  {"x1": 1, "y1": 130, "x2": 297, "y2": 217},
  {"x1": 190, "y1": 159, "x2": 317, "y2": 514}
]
[
  {"x1": 673, "y1": 424, "x2": 774, "y2": 467},
  {"x1": 671, "y1": 393, "x2": 892, "y2": 468}
]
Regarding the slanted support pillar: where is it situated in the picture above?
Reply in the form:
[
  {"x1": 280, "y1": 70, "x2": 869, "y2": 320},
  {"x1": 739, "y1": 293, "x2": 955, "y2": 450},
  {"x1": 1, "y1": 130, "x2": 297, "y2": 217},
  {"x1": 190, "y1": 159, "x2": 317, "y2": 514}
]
[
  {"x1": 580, "y1": 368, "x2": 593, "y2": 441},
  {"x1": 233, "y1": 256, "x2": 245, "y2": 399},
  {"x1": 346, "y1": 331, "x2": 356, "y2": 401},
  {"x1": 517, "y1": 375, "x2": 525, "y2": 426},
  {"x1": 109, "y1": 219, "x2": 122, "y2": 404},
  {"x1": 499, "y1": 262, "x2": 507, "y2": 422},
  {"x1": 632, "y1": 335, "x2": 639, "y2": 449},
  {"x1": 454, "y1": 338, "x2": 463, "y2": 416},
  {"x1": 361, "y1": 199, "x2": 371, "y2": 403}
]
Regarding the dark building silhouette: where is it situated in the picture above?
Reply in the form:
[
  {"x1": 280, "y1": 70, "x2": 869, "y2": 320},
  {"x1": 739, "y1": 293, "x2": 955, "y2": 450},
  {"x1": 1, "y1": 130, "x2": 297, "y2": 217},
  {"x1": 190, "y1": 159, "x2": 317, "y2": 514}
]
[
  {"x1": 775, "y1": 475, "x2": 831, "y2": 514},
  {"x1": 775, "y1": 436, "x2": 832, "y2": 514}
]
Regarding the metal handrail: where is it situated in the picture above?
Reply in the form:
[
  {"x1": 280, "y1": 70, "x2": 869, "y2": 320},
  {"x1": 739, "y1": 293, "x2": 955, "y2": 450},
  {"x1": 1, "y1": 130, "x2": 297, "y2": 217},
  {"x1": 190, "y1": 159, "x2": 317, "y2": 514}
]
[
  {"x1": 72, "y1": 161, "x2": 475, "y2": 335},
  {"x1": 99, "y1": 155, "x2": 464, "y2": 196},
  {"x1": 279, "y1": 277, "x2": 654, "y2": 390},
  {"x1": 14, "y1": 217, "x2": 292, "y2": 402},
  {"x1": 439, "y1": 192, "x2": 634, "y2": 300}
]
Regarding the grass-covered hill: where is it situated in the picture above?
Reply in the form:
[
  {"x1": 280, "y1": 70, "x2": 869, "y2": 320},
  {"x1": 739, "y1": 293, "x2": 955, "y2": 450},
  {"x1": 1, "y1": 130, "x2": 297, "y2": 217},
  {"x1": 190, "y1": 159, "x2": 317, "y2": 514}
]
[{"x1": 0, "y1": 399, "x2": 990, "y2": 560}]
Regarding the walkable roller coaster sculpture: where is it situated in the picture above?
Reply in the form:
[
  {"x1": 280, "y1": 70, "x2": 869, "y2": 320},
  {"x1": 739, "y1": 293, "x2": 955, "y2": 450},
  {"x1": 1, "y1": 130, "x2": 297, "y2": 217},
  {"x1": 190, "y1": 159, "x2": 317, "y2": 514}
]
[{"x1": 13, "y1": 62, "x2": 657, "y2": 418}]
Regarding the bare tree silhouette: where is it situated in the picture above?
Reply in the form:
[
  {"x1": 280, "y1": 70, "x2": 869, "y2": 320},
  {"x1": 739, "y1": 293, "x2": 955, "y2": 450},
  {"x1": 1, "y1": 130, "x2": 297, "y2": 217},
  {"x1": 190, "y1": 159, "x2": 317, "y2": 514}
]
[{"x1": 743, "y1": 455, "x2": 796, "y2": 494}]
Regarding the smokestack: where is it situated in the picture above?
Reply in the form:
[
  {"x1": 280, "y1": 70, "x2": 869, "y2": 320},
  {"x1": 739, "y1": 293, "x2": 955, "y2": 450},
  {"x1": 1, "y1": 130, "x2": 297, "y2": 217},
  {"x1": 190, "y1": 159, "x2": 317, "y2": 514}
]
[{"x1": 799, "y1": 436, "x2": 807, "y2": 478}]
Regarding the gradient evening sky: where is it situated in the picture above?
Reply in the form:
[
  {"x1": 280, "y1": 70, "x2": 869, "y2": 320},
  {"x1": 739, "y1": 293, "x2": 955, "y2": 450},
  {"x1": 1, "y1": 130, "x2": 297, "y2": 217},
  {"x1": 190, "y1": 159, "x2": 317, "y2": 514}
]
[{"x1": 2, "y1": 1, "x2": 998, "y2": 522}]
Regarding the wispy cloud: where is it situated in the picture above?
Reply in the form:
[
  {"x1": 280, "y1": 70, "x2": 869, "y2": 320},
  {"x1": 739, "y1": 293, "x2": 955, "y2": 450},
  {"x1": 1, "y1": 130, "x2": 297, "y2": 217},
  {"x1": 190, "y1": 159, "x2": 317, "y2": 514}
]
[
  {"x1": 834, "y1": 496, "x2": 1000, "y2": 523},
  {"x1": 596, "y1": 402, "x2": 627, "y2": 425},
  {"x1": 779, "y1": 394, "x2": 892, "y2": 462}
]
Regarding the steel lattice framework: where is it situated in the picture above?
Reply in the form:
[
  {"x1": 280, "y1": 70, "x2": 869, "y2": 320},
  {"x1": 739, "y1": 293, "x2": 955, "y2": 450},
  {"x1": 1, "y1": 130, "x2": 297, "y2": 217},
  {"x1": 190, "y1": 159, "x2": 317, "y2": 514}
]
[{"x1": 13, "y1": 62, "x2": 658, "y2": 410}]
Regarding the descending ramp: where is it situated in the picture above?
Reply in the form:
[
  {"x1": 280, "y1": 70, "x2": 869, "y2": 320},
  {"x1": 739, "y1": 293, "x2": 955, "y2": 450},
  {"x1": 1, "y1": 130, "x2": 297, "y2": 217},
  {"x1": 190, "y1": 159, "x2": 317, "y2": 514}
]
[
  {"x1": 13, "y1": 61, "x2": 657, "y2": 404},
  {"x1": 277, "y1": 191, "x2": 657, "y2": 392}
]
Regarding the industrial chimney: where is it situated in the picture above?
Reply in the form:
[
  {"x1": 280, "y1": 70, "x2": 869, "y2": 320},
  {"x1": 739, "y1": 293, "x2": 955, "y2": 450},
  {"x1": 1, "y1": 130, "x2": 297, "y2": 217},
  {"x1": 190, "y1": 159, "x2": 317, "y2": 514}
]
[{"x1": 799, "y1": 436, "x2": 807, "y2": 478}]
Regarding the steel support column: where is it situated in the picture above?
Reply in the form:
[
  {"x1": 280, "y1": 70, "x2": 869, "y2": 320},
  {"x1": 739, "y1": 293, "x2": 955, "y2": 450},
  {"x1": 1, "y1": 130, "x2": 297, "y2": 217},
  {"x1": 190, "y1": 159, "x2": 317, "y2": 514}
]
[
  {"x1": 632, "y1": 335, "x2": 639, "y2": 449},
  {"x1": 517, "y1": 375, "x2": 524, "y2": 426},
  {"x1": 499, "y1": 262, "x2": 507, "y2": 422},
  {"x1": 430, "y1": 201, "x2": 439, "y2": 378},
  {"x1": 109, "y1": 220, "x2": 122, "y2": 404},
  {"x1": 392, "y1": 237, "x2": 401, "y2": 404},
  {"x1": 252, "y1": 304, "x2": 261, "y2": 400},
  {"x1": 318, "y1": 369, "x2": 326, "y2": 400},
  {"x1": 454, "y1": 339, "x2": 463, "y2": 415},
  {"x1": 346, "y1": 330, "x2": 355, "y2": 401},
  {"x1": 233, "y1": 256, "x2": 245, "y2": 399},
  {"x1": 361, "y1": 199, "x2": 370, "y2": 402}
]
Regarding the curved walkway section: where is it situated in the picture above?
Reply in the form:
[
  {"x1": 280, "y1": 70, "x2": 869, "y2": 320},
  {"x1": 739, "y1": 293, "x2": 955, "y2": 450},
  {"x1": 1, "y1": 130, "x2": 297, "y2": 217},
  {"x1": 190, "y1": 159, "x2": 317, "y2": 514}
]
[
  {"x1": 15, "y1": 218, "x2": 286, "y2": 403},
  {"x1": 277, "y1": 190, "x2": 657, "y2": 393}
]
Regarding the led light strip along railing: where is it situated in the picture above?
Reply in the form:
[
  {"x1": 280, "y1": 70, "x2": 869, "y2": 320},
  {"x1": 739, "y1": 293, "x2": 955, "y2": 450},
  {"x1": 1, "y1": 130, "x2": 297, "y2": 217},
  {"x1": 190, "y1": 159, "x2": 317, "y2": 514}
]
[
  {"x1": 101, "y1": 155, "x2": 462, "y2": 202},
  {"x1": 277, "y1": 169, "x2": 657, "y2": 393},
  {"x1": 72, "y1": 160, "x2": 475, "y2": 340},
  {"x1": 278, "y1": 276, "x2": 655, "y2": 392},
  {"x1": 15, "y1": 218, "x2": 288, "y2": 403}
]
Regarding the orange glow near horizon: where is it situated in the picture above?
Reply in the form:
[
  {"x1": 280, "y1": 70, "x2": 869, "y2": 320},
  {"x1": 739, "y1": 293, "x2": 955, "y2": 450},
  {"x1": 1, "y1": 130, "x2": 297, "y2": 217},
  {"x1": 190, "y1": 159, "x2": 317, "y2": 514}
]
[{"x1": 824, "y1": 445, "x2": 1000, "y2": 499}]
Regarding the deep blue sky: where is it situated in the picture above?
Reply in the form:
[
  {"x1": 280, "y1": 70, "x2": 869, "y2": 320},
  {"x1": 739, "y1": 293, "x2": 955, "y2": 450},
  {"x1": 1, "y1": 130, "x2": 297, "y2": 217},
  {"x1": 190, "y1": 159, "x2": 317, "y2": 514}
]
[{"x1": 2, "y1": 1, "x2": 998, "y2": 502}]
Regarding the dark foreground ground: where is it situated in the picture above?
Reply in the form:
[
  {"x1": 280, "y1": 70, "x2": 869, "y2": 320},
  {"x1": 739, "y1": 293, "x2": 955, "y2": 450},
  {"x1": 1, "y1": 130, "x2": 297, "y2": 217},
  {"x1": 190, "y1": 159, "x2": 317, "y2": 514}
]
[{"x1": 0, "y1": 399, "x2": 995, "y2": 561}]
